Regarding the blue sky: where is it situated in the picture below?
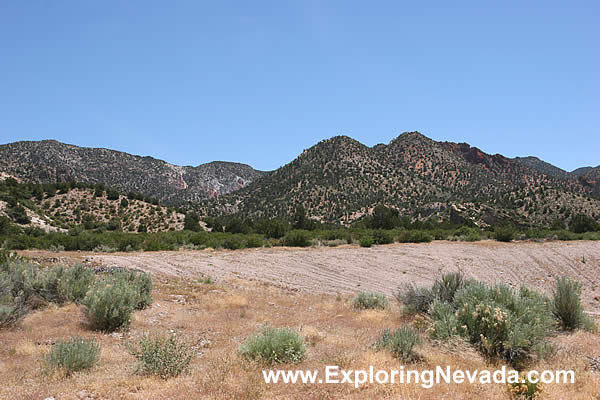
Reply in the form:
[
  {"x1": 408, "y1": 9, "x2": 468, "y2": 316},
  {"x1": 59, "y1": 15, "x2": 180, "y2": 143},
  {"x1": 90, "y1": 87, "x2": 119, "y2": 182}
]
[{"x1": 0, "y1": 1, "x2": 598, "y2": 171}]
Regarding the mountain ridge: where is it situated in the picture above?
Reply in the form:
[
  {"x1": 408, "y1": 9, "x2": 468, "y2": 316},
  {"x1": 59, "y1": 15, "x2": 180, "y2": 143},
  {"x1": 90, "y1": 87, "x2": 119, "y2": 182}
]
[
  {"x1": 206, "y1": 132, "x2": 599, "y2": 225},
  {"x1": 0, "y1": 139, "x2": 266, "y2": 205}
]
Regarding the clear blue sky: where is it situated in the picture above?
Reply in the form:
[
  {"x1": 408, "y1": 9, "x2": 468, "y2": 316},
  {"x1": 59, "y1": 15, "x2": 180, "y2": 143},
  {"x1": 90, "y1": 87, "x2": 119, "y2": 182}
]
[{"x1": 0, "y1": 1, "x2": 598, "y2": 171}]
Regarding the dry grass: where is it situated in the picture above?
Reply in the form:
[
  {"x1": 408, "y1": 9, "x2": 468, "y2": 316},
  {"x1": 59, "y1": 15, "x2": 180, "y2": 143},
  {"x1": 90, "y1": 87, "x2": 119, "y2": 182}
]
[{"x1": 1, "y1": 271, "x2": 599, "y2": 399}]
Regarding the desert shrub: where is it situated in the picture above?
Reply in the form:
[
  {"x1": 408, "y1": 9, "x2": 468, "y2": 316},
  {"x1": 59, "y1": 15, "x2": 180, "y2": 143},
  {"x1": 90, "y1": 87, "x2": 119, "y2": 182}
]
[
  {"x1": 129, "y1": 333, "x2": 194, "y2": 378},
  {"x1": 222, "y1": 235, "x2": 245, "y2": 250},
  {"x1": 0, "y1": 249, "x2": 24, "y2": 265},
  {"x1": 83, "y1": 279, "x2": 137, "y2": 332},
  {"x1": 428, "y1": 301, "x2": 461, "y2": 340},
  {"x1": 375, "y1": 326, "x2": 421, "y2": 361},
  {"x1": 452, "y1": 226, "x2": 482, "y2": 241},
  {"x1": 494, "y1": 225, "x2": 515, "y2": 242},
  {"x1": 245, "y1": 234, "x2": 264, "y2": 248},
  {"x1": 453, "y1": 282, "x2": 553, "y2": 366},
  {"x1": 552, "y1": 277, "x2": 594, "y2": 331},
  {"x1": 0, "y1": 303, "x2": 26, "y2": 328},
  {"x1": 111, "y1": 269, "x2": 153, "y2": 310},
  {"x1": 282, "y1": 230, "x2": 311, "y2": 247},
  {"x1": 59, "y1": 264, "x2": 95, "y2": 303},
  {"x1": 395, "y1": 283, "x2": 434, "y2": 314},
  {"x1": 398, "y1": 231, "x2": 433, "y2": 243},
  {"x1": 0, "y1": 261, "x2": 38, "y2": 300},
  {"x1": 432, "y1": 272, "x2": 465, "y2": 304},
  {"x1": 45, "y1": 336, "x2": 100, "y2": 375},
  {"x1": 569, "y1": 213, "x2": 598, "y2": 233},
  {"x1": 33, "y1": 265, "x2": 69, "y2": 304},
  {"x1": 239, "y1": 325, "x2": 306, "y2": 364},
  {"x1": 508, "y1": 374, "x2": 542, "y2": 399},
  {"x1": 352, "y1": 291, "x2": 389, "y2": 310},
  {"x1": 359, "y1": 235, "x2": 373, "y2": 247},
  {"x1": 372, "y1": 230, "x2": 394, "y2": 245}
]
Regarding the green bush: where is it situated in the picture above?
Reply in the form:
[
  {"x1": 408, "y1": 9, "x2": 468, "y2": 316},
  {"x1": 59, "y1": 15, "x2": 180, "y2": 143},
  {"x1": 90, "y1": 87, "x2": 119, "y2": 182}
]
[
  {"x1": 508, "y1": 374, "x2": 542, "y2": 399},
  {"x1": 129, "y1": 333, "x2": 195, "y2": 379},
  {"x1": 359, "y1": 236, "x2": 373, "y2": 247},
  {"x1": 372, "y1": 230, "x2": 394, "y2": 245},
  {"x1": 352, "y1": 291, "x2": 389, "y2": 310},
  {"x1": 245, "y1": 234, "x2": 264, "y2": 248},
  {"x1": 375, "y1": 326, "x2": 421, "y2": 361},
  {"x1": 398, "y1": 231, "x2": 433, "y2": 243},
  {"x1": 0, "y1": 303, "x2": 26, "y2": 329},
  {"x1": 432, "y1": 272, "x2": 465, "y2": 304},
  {"x1": 428, "y1": 301, "x2": 461, "y2": 340},
  {"x1": 45, "y1": 336, "x2": 100, "y2": 375},
  {"x1": 239, "y1": 325, "x2": 306, "y2": 364},
  {"x1": 494, "y1": 225, "x2": 515, "y2": 242},
  {"x1": 552, "y1": 277, "x2": 594, "y2": 331},
  {"x1": 395, "y1": 283, "x2": 434, "y2": 314},
  {"x1": 59, "y1": 264, "x2": 95, "y2": 303},
  {"x1": 82, "y1": 279, "x2": 137, "y2": 332},
  {"x1": 111, "y1": 270, "x2": 153, "y2": 310},
  {"x1": 282, "y1": 230, "x2": 311, "y2": 247},
  {"x1": 452, "y1": 282, "x2": 553, "y2": 366}
]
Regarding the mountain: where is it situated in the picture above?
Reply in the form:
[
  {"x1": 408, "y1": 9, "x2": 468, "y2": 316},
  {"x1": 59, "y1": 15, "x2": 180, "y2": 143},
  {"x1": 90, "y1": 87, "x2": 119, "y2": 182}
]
[
  {"x1": 571, "y1": 166, "x2": 594, "y2": 176},
  {"x1": 577, "y1": 166, "x2": 600, "y2": 197},
  {"x1": 207, "y1": 132, "x2": 599, "y2": 226},
  {"x1": 513, "y1": 156, "x2": 571, "y2": 179},
  {"x1": 0, "y1": 140, "x2": 265, "y2": 205}
]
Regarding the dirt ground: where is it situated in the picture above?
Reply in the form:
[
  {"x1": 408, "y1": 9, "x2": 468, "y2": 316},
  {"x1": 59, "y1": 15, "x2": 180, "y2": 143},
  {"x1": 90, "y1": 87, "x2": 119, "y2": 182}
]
[
  {"x1": 4, "y1": 241, "x2": 600, "y2": 399},
  {"x1": 77, "y1": 240, "x2": 600, "y2": 310}
]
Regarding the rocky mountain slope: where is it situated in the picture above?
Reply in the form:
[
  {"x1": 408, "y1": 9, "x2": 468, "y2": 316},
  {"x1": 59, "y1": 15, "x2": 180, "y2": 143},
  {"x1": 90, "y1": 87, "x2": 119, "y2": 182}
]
[
  {"x1": 0, "y1": 180, "x2": 187, "y2": 234},
  {"x1": 577, "y1": 166, "x2": 600, "y2": 197},
  {"x1": 207, "y1": 132, "x2": 599, "y2": 226},
  {"x1": 513, "y1": 156, "x2": 571, "y2": 179},
  {"x1": 0, "y1": 140, "x2": 265, "y2": 205}
]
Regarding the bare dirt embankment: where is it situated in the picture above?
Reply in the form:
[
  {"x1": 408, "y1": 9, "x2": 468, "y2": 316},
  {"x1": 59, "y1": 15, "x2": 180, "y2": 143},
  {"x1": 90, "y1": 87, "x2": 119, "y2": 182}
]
[{"x1": 88, "y1": 240, "x2": 600, "y2": 310}]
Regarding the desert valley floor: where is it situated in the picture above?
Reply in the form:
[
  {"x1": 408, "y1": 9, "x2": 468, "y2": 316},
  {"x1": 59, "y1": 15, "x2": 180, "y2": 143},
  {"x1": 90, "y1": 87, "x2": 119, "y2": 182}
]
[{"x1": 2, "y1": 241, "x2": 600, "y2": 399}]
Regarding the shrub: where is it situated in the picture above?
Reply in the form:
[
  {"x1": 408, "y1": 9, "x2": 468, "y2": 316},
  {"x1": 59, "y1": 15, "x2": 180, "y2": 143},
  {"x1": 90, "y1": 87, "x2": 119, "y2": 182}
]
[
  {"x1": 111, "y1": 270, "x2": 153, "y2": 310},
  {"x1": 452, "y1": 226, "x2": 482, "y2": 242},
  {"x1": 395, "y1": 283, "x2": 434, "y2": 314},
  {"x1": 372, "y1": 230, "x2": 394, "y2": 245},
  {"x1": 375, "y1": 326, "x2": 421, "y2": 361},
  {"x1": 0, "y1": 304, "x2": 26, "y2": 329},
  {"x1": 59, "y1": 264, "x2": 95, "y2": 302},
  {"x1": 432, "y1": 272, "x2": 465, "y2": 304},
  {"x1": 398, "y1": 231, "x2": 433, "y2": 243},
  {"x1": 452, "y1": 282, "x2": 553, "y2": 366},
  {"x1": 245, "y1": 234, "x2": 264, "y2": 248},
  {"x1": 569, "y1": 213, "x2": 598, "y2": 233},
  {"x1": 129, "y1": 333, "x2": 194, "y2": 378},
  {"x1": 494, "y1": 225, "x2": 515, "y2": 242},
  {"x1": 45, "y1": 336, "x2": 100, "y2": 375},
  {"x1": 428, "y1": 301, "x2": 461, "y2": 340},
  {"x1": 82, "y1": 279, "x2": 137, "y2": 332},
  {"x1": 222, "y1": 236, "x2": 245, "y2": 250},
  {"x1": 508, "y1": 374, "x2": 542, "y2": 399},
  {"x1": 552, "y1": 277, "x2": 594, "y2": 331},
  {"x1": 282, "y1": 230, "x2": 311, "y2": 247},
  {"x1": 352, "y1": 291, "x2": 389, "y2": 310},
  {"x1": 239, "y1": 325, "x2": 306, "y2": 364},
  {"x1": 359, "y1": 236, "x2": 373, "y2": 247}
]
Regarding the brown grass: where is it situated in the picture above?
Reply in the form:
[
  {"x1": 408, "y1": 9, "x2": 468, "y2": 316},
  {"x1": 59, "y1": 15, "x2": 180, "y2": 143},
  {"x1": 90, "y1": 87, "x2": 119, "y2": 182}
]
[{"x1": 1, "y1": 270, "x2": 599, "y2": 399}]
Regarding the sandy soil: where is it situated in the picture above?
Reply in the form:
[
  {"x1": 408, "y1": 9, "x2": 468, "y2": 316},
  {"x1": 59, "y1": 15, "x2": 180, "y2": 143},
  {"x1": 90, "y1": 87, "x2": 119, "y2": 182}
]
[{"x1": 83, "y1": 240, "x2": 600, "y2": 310}]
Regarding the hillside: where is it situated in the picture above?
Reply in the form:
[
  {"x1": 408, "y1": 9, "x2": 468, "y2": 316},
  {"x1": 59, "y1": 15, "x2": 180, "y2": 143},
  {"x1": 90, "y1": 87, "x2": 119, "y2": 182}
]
[
  {"x1": 207, "y1": 132, "x2": 600, "y2": 226},
  {"x1": 578, "y1": 166, "x2": 600, "y2": 196},
  {"x1": 0, "y1": 140, "x2": 265, "y2": 205},
  {"x1": 0, "y1": 180, "x2": 187, "y2": 234},
  {"x1": 513, "y1": 156, "x2": 571, "y2": 179}
]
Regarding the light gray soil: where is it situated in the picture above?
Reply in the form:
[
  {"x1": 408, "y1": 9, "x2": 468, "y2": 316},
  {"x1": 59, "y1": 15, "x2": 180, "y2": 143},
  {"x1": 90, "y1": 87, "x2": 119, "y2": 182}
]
[{"x1": 90, "y1": 240, "x2": 600, "y2": 310}]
